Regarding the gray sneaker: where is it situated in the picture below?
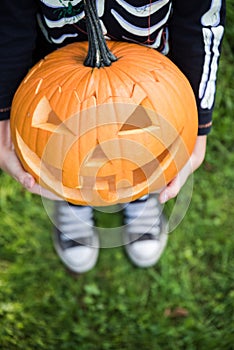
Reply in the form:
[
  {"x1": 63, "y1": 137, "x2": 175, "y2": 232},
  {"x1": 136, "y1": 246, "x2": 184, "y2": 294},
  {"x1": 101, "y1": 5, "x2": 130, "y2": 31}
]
[
  {"x1": 52, "y1": 201, "x2": 99, "y2": 274},
  {"x1": 123, "y1": 195, "x2": 168, "y2": 268}
]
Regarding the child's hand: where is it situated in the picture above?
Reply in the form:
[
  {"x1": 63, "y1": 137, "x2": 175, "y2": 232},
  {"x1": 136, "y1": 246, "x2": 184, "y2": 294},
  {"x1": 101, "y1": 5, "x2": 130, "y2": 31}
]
[
  {"x1": 0, "y1": 119, "x2": 61, "y2": 200},
  {"x1": 159, "y1": 135, "x2": 207, "y2": 203}
]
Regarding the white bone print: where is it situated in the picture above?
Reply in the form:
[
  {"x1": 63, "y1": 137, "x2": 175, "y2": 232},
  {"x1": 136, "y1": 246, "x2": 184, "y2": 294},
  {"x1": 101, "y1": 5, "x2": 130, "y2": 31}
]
[{"x1": 199, "y1": 0, "x2": 224, "y2": 109}]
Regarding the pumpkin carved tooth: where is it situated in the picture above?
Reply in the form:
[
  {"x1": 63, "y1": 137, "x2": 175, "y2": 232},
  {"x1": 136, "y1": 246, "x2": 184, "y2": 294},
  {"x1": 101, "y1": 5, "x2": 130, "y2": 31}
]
[{"x1": 10, "y1": 0, "x2": 198, "y2": 206}]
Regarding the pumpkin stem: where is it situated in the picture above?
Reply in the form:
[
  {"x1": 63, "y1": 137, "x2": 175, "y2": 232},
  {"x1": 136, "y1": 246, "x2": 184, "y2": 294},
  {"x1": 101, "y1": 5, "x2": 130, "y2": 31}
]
[{"x1": 84, "y1": 0, "x2": 117, "y2": 68}]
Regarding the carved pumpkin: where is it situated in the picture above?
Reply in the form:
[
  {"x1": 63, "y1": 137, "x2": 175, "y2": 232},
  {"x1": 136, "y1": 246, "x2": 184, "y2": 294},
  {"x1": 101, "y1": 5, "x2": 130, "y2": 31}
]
[{"x1": 10, "y1": 0, "x2": 198, "y2": 206}]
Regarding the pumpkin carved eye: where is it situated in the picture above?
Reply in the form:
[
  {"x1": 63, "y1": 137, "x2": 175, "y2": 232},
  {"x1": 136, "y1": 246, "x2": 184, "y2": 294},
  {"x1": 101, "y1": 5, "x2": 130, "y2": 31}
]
[
  {"x1": 118, "y1": 106, "x2": 156, "y2": 134},
  {"x1": 32, "y1": 96, "x2": 75, "y2": 136}
]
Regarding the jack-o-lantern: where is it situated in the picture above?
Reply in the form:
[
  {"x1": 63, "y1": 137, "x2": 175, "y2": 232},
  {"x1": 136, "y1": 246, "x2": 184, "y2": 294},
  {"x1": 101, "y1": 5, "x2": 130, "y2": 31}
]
[{"x1": 10, "y1": 0, "x2": 198, "y2": 206}]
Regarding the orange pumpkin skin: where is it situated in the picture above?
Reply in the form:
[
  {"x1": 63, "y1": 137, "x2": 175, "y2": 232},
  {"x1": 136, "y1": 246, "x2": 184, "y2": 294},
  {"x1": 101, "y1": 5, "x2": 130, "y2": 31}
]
[{"x1": 10, "y1": 41, "x2": 198, "y2": 206}]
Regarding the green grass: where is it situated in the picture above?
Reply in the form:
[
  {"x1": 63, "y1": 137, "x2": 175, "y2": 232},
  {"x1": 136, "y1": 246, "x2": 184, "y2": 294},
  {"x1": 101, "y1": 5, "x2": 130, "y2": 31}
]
[{"x1": 0, "y1": 5, "x2": 234, "y2": 349}]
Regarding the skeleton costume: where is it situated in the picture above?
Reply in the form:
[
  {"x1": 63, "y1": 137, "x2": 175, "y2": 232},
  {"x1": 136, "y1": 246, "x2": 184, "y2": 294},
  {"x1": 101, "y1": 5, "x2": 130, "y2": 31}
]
[{"x1": 0, "y1": 0, "x2": 226, "y2": 135}]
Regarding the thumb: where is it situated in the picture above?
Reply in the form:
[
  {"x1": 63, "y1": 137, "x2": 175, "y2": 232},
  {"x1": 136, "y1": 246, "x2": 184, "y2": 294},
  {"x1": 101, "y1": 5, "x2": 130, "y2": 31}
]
[
  {"x1": 20, "y1": 173, "x2": 36, "y2": 190},
  {"x1": 159, "y1": 161, "x2": 193, "y2": 204},
  {"x1": 159, "y1": 178, "x2": 180, "y2": 204},
  {"x1": 5, "y1": 150, "x2": 35, "y2": 189}
]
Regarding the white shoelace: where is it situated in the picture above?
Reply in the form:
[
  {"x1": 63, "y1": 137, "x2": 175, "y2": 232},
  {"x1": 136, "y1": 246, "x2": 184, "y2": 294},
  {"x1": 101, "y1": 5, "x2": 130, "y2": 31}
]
[
  {"x1": 124, "y1": 195, "x2": 162, "y2": 238},
  {"x1": 55, "y1": 202, "x2": 95, "y2": 242}
]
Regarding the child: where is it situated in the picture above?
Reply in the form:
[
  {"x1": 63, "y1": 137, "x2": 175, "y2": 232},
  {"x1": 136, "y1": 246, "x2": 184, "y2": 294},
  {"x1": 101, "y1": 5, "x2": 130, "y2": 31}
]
[{"x1": 0, "y1": 0, "x2": 226, "y2": 273}]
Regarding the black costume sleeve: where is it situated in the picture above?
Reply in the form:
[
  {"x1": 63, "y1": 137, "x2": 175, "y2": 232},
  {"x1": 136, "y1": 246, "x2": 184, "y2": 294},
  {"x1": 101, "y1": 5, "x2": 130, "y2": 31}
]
[
  {"x1": 169, "y1": 0, "x2": 226, "y2": 135},
  {"x1": 0, "y1": 0, "x2": 38, "y2": 120}
]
